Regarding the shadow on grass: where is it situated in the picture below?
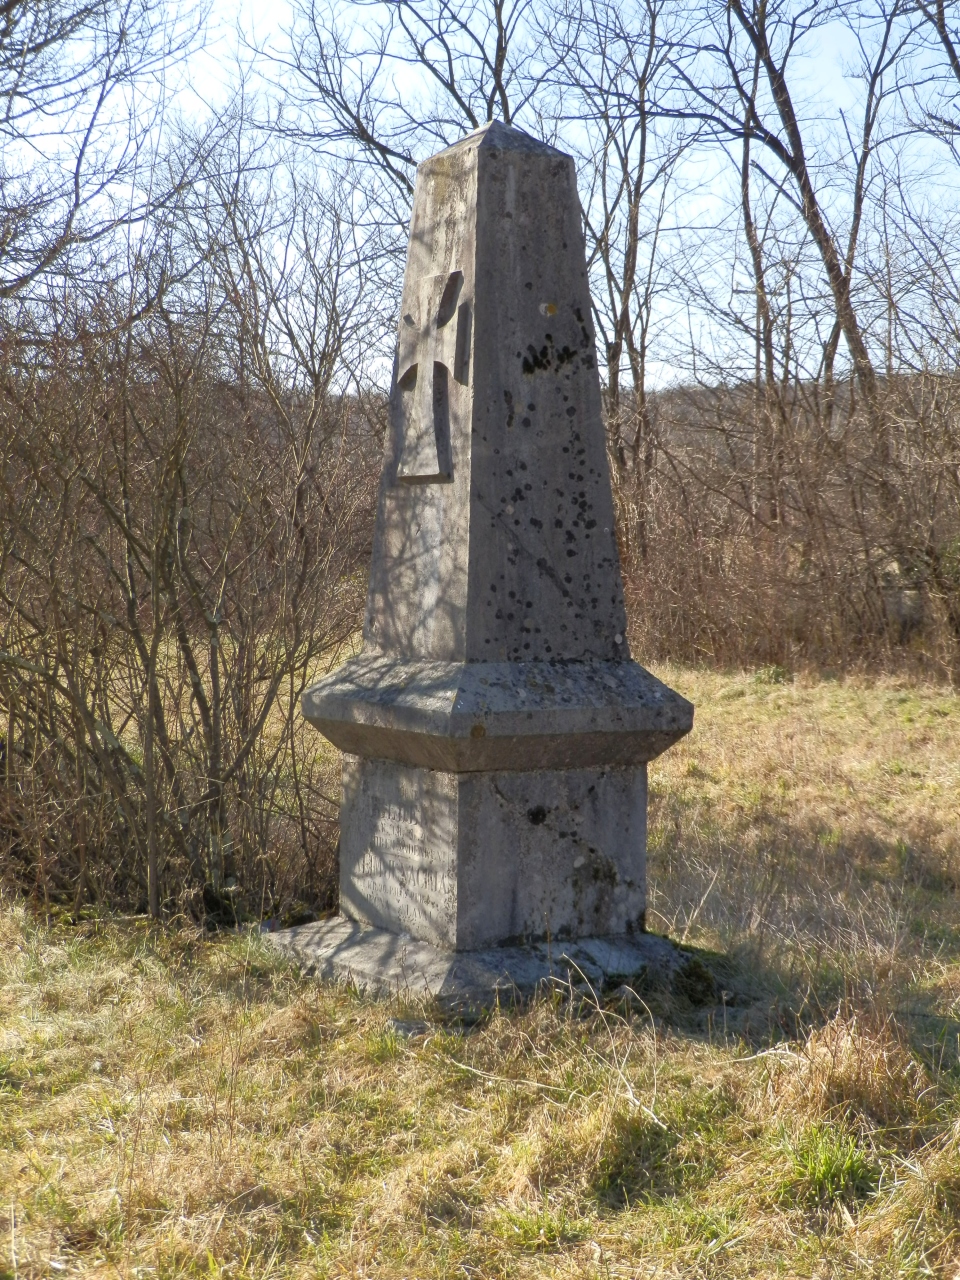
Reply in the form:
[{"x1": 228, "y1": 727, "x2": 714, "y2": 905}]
[
  {"x1": 641, "y1": 790, "x2": 960, "y2": 1054},
  {"x1": 603, "y1": 930, "x2": 960, "y2": 1075}
]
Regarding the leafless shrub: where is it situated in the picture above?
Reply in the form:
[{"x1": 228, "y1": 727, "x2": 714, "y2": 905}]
[
  {"x1": 0, "y1": 123, "x2": 383, "y2": 922},
  {"x1": 5, "y1": 0, "x2": 960, "y2": 923},
  {"x1": 617, "y1": 371, "x2": 960, "y2": 675}
]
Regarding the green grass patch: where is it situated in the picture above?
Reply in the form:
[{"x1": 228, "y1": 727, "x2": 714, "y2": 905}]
[{"x1": 780, "y1": 1123, "x2": 881, "y2": 1208}]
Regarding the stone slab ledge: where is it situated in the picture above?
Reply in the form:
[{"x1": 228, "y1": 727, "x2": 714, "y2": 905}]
[
  {"x1": 262, "y1": 916, "x2": 711, "y2": 1014},
  {"x1": 303, "y1": 656, "x2": 693, "y2": 771}
]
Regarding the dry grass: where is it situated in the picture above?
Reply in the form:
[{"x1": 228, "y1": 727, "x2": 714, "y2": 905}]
[{"x1": 2, "y1": 667, "x2": 960, "y2": 1278}]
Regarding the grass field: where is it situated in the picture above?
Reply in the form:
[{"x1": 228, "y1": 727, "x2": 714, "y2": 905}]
[{"x1": 2, "y1": 667, "x2": 960, "y2": 1278}]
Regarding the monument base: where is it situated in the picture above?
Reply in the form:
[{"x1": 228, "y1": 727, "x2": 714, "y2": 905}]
[
  {"x1": 262, "y1": 916, "x2": 703, "y2": 1014},
  {"x1": 339, "y1": 754, "x2": 647, "y2": 950}
]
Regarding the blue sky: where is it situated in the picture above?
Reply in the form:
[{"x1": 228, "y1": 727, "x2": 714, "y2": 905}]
[
  {"x1": 191, "y1": 0, "x2": 863, "y2": 123},
  {"x1": 180, "y1": 0, "x2": 928, "y2": 389}
]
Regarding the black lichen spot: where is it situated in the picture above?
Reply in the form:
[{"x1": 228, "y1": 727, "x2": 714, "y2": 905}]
[
  {"x1": 522, "y1": 344, "x2": 551, "y2": 374},
  {"x1": 574, "y1": 306, "x2": 591, "y2": 346},
  {"x1": 503, "y1": 389, "x2": 515, "y2": 428},
  {"x1": 522, "y1": 336, "x2": 578, "y2": 375},
  {"x1": 590, "y1": 858, "x2": 618, "y2": 888}
]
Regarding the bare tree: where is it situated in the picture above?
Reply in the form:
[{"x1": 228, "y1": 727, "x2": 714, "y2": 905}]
[
  {"x1": 251, "y1": 0, "x2": 549, "y2": 298},
  {"x1": 0, "y1": 114, "x2": 381, "y2": 919},
  {"x1": 0, "y1": 0, "x2": 202, "y2": 299},
  {"x1": 542, "y1": 0, "x2": 693, "y2": 558},
  {"x1": 670, "y1": 0, "x2": 915, "y2": 425},
  {"x1": 271, "y1": 0, "x2": 543, "y2": 171}
]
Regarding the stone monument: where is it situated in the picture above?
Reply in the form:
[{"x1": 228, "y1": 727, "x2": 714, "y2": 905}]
[{"x1": 272, "y1": 122, "x2": 694, "y2": 1000}]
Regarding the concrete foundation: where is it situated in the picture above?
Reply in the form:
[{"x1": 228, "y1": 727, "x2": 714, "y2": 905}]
[{"x1": 263, "y1": 916, "x2": 703, "y2": 1014}]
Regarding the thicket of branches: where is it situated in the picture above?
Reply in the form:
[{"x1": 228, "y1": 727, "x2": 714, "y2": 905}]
[
  {"x1": 273, "y1": 0, "x2": 960, "y2": 673},
  {"x1": 2, "y1": 0, "x2": 960, "y2": 918}
]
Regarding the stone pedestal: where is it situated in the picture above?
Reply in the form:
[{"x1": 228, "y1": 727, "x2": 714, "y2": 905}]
[
  {"x1": 339, "y1": 755, "x2": 646, "y2": 949},
  {"x1": 299, "y1": 121, "x2": 693, "y2": 976}
]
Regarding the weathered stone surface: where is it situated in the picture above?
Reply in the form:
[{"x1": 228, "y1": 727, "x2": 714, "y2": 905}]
[
  {"x1": 304, "y1": 656, "x2": 692, "y2": 770},
  {"x1": 364, "y1": 120, "x2": 627, "y2": 664},
  {"x1": 297, "y1": 121, "x2": 694, "y2": 957},
  {"x1": 339, "y1": 754, "x2": 646, "y2": 949},
  {"x1": 263, "y1": 915, "x2": 692, "y2": 1013}
]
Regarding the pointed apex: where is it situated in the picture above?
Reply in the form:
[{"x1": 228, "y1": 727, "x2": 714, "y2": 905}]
[{"x1": 434, "y1": 120, "x2": 567, "y2": 161}]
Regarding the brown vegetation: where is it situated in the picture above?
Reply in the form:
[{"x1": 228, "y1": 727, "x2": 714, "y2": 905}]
[
  {"x1": 3, "y1": 0, "x2": 960, "y2": 921},
  {"x1": 2, "y1": 669, "x2": 959, "y2": 1277},
  {"x1": 622, "y1": 375, "x2": 960, "y2": 675},
  {"x1": 0, "y1": 111, "x2": 384, "y2": 922}
]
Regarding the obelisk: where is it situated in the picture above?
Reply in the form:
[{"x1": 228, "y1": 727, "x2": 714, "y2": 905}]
[{"x1": 303, "y1": 122, "x2": 693, "y2": 952}]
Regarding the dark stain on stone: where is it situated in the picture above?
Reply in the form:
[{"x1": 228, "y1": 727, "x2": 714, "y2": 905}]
[
  {"x1": 573, "y1": 306, "x2": 591, "y2": 346},
  {"x1": 587, "y1": 855, "x2": 618, "y2": 887},
  {"x1": 504, "y1": 389, "x2": 515, "y2": 427},
  {"x1": 522, "y1": 335, "x2": 578, "y2": 375}
]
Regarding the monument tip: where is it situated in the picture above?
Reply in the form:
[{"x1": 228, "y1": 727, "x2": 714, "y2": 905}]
[{"x1": 436, "y1": 118, "x2": 568, "y2": 160}]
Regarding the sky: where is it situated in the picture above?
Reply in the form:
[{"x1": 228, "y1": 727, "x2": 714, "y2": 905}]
[
  {"x1": 188, "y1": 0, "x2": 864, "y2": 130},
  {"x1": 174, "y1": 0, "x2": 922, "y2": 390},
  {"x1": 180, "y1": 0, "x2": 296, "y2": 114}
]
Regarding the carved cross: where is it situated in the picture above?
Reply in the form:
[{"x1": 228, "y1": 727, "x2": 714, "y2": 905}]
[{"x1": 394, "y1": 270, "x2": 471, "y2": 483}]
